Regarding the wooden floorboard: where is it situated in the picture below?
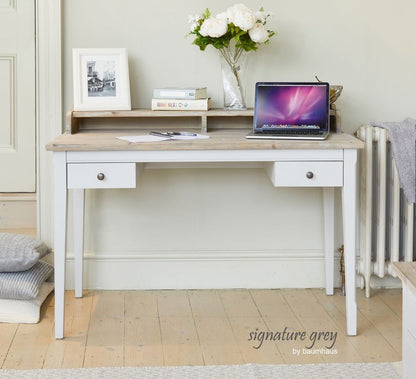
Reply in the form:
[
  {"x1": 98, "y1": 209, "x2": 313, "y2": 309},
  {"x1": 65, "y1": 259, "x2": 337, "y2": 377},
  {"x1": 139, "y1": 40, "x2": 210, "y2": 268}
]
[
  {"x1": 0, "y1": 324, "x2": 18, "y2": 368},
  {"x1": 376, "y1": 288, "x2": 403, "y2": 319},
  {"x1": 60, "y1": 292, "x2": 93, "y2": 369},
  {"x1": 316, "y1": 289, "x2": 402, "y2": 362},
  {"x1": 189, "y1": 290, "x2": 244, "y2": 365},
  {"x1": 356, "y1": 290, "x2": 402, "y2": 355},
  {"x1": 0, "y1": 288, "x2": 403, "y2": 369},
  {"x1": 2, "y1": 304, "x2": 54, "y2": 369},
  {"x1": 83, "y1": 291, "x2": 125, "y2": 368},
  {"x1": 124, "y1": 291, "x2": 164, "y2": 367}
]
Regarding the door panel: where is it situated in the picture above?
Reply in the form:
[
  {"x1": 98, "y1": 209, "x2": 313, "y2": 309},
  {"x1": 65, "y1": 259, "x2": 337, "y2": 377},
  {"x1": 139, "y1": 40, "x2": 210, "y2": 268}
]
[{"x1": 0, "y1": 0, "x2": 35, "y2": 192}]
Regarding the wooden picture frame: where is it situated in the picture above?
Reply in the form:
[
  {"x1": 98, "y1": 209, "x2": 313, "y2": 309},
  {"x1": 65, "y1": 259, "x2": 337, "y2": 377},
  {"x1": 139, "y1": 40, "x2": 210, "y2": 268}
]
[{"x1": 73, "y1": 48, "x2": 131, "y2": 111}]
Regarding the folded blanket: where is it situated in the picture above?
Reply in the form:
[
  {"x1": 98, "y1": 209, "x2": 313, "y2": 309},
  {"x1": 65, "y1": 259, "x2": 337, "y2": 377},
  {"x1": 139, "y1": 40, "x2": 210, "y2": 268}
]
[
  {"x1": 371, "y1": 118, "x2": 416, "y2": 204},
  {"x1": 0, "y1": 261, "x2": 53, "y2": 300},
  {"x1": 0, "y1": 281, "x2": 54, "y2": 323}
]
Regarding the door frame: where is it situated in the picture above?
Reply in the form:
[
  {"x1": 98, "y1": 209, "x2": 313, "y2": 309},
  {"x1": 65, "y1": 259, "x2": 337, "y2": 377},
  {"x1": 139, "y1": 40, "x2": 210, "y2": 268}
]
[{"x1": 36, "y1": 0, "x2": 62, "y2": 245}]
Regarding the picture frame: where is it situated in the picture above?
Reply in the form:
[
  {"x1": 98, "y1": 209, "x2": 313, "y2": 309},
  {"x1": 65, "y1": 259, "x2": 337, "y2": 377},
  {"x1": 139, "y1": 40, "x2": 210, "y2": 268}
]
[{"x1": 72, "y1": 48, "x2": 131, "y2": 111}]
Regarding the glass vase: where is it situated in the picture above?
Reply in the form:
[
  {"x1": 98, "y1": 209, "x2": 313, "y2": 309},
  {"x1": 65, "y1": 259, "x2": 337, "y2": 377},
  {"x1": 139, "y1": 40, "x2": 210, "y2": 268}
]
[{"x1": 219, "y1": 45, "x2": 248, "y2": 110}]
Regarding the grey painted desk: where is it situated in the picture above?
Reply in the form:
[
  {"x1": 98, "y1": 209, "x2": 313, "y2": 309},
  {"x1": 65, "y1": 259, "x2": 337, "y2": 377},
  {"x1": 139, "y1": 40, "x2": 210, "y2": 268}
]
[{"x1": 47, "y1": 129, "x2": 364, "y2": 339}]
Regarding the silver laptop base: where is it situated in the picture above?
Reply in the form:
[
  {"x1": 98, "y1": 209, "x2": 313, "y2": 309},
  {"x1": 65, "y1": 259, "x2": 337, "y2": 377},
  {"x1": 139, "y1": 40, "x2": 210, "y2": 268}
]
[{"x1": 245, "y1": 132, "x2": 328, "y2": 140}]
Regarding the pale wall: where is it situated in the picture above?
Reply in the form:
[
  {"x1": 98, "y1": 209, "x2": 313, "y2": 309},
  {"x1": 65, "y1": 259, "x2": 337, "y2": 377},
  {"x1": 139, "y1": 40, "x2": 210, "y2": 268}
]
[{"x1": 62, "y1": 0, "x2": 415, "y2": 289}]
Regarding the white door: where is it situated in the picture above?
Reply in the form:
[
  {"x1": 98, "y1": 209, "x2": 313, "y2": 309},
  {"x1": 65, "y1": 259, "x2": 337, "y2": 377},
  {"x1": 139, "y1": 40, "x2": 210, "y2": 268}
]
[{"x1": 0, "y1": 0, "x2": 35, "y2": 192}]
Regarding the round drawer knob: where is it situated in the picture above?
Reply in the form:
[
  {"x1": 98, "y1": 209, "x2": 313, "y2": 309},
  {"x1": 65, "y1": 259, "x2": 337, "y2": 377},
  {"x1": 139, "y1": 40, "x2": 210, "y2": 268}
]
[
  {"x1": 97, "y1": 173, "x2": 105, "y2": 181},
  {"x1": 306, "y1": 171, "x2": 314, "y2": 179}
]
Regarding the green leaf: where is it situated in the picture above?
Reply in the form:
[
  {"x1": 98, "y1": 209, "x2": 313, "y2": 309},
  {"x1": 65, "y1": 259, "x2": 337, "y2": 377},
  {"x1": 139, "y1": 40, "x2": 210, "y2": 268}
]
[{"x1": 202, "y1": 8, "x2": 210, "y2": 19}]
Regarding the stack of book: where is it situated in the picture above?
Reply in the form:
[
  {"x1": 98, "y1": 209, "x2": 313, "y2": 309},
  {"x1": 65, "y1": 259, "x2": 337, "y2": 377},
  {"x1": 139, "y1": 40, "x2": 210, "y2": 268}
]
[{"x1": 151, "y1": 87, "x2": 211, "y2": 111}]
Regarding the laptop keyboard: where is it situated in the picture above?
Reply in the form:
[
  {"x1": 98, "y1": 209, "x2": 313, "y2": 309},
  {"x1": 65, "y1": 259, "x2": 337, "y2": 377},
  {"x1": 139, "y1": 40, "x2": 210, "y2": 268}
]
[{"x1": 261, "y1": 130, "x2": 322, "y2": 135}]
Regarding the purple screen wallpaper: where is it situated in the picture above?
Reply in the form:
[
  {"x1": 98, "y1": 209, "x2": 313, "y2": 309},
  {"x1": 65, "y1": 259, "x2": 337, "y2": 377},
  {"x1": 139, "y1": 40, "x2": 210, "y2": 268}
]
[{"x1": 255, "y1": 85, "x2": 328, "y2": 130}]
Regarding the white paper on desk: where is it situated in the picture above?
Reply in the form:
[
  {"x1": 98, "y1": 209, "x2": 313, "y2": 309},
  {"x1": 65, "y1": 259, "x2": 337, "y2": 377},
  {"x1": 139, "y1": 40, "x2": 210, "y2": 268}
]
[
  {"x1": 117, "y1": 135, "x2": 170, "y2": 143},
  {"x1": 171, "y1": 133, "x2": 210, "y2": 140},
  {"x1": 117, "y1": 134, "x2": 210, "y2": 143}
]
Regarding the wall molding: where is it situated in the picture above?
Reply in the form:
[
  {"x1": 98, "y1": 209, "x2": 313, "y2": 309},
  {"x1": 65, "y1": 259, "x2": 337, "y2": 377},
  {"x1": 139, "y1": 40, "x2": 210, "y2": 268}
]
[
  {"x1": 0, "y1": 0, "x2": 15, "y2": 10},
  {"x1": 64, "y1": 251, "x2": 343, "y2": 290},
  {"x1": 66, "y1": 249, "x2": 340, "y2": 262},
  {"x1": 36, "y1": 0, "x2": 62, "y2": 245},
  {"x1": 0, "y1": 193, "x2": 37, "y2": 201},
  {"x1": 0, "y1": 55, "x2": 15, "y2": 150}
]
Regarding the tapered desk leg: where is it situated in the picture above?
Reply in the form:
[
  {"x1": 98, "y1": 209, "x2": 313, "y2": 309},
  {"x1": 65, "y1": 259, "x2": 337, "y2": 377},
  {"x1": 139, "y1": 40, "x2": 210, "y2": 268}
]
[
  {"x1": 323, "y1": 187, "x2": 334, "y2": 295},
  {"x1": 53, "y1": 152, "x2": 67, "y2": 339},
  {"x1": 73, "y1": 189, "x2": 85, "y2": 298},
  {"x1": 342, "y1": 149, "x2": 358, "y2": 336}
]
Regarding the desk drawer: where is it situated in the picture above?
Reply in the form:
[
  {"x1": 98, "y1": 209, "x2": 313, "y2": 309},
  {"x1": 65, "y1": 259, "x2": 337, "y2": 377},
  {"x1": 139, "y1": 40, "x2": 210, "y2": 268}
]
[
  {"x1": 67, "y1": 163, "x2": 136, "y2": 189},
  {"x1": 266, "y1": 161, "x2": 343, "y2": 187}
]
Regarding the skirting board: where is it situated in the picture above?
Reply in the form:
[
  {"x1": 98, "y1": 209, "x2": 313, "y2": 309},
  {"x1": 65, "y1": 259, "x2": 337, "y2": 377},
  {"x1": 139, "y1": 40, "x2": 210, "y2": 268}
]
[{"x1": 63, "y1": 249, "x2": 343, "y2": 290}]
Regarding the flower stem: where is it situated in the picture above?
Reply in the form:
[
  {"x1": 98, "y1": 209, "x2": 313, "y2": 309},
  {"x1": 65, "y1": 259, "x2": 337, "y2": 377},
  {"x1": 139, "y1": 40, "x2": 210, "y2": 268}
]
[
  {"x1": 219, "y1": 46, "x2": 243, "y2": 90},
  {"x1": 219, "y1": 45, "x2": 246, "y2": 108}
]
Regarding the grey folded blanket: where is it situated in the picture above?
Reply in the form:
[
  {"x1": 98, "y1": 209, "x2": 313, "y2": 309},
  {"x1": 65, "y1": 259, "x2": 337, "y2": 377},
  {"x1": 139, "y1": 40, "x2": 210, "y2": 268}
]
[{"x1": 370, "y1": 118, "x2": 415, "y2": 204}]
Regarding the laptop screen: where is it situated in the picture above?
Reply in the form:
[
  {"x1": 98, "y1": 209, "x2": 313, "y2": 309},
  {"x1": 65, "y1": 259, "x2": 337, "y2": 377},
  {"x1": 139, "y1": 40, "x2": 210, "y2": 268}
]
[{"x1": 253, "y1": 82, "x2": 329, "y2": 133}]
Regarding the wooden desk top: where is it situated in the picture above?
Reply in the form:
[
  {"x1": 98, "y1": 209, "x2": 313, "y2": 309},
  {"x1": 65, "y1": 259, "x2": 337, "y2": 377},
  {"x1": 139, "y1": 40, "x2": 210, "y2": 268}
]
[
  {"x1": 393, "y1": 262, "x2": 416, "y2": 296},
  {"x1": 46, "y1": 129, "x2": 364, "y2": 152}
]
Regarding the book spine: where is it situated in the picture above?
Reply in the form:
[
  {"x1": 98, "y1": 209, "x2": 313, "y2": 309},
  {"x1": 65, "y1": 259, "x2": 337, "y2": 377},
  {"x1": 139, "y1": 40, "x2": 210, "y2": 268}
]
[
  {"x1": 153, "y1": 88, "x2": 207, "y2": 100},
  {"x1": 151, "y1": 98, "x2": 211, "y2": 111}
]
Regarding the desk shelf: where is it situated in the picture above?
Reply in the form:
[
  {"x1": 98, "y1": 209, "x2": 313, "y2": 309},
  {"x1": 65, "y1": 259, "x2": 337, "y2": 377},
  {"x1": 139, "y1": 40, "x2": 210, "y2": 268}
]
[
  {"x1": 66, "y1": 106, "x2": 341, "y2": 134},
  {"x1": 66, "y1": 108, "x2": 255, "y2": 134}
]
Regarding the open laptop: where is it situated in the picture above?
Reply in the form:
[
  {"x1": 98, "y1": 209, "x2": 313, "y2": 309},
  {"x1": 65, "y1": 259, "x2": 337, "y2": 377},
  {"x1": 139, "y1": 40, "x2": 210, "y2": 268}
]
[{"x1": 246, "y1": 82, "x2": 330, "y2": 140}]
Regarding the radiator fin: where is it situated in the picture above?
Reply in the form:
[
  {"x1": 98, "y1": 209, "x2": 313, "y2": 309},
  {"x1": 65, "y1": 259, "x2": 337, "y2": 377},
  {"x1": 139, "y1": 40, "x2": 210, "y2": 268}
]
[{"x1": 357, "y1": 125, "x2": 415, "y2": 297}]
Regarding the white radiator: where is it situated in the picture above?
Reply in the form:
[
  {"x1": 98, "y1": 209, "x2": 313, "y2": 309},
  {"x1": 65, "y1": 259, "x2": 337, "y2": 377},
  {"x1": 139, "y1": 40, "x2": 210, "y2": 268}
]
[{"x1": 356, "y1": 125, "x2": 415, "y2": 297}]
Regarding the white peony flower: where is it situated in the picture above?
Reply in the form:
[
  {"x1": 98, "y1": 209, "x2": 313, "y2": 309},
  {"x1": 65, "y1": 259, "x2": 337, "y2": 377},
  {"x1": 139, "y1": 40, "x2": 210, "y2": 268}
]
[
  {"x1": 199, "y1": 17, "x2": 228, "y2": 38},
  {"x1": 248, "y1": 23, "x2": 269, "y2": 43},
  {"x1": 254, "y1": 10, "x2": 267, "y2": 23},
  {"x1": 188, "y1": 14, "x2": 200, "y2": 24},
  {"x1": 227, "y1": 4, "x2": 256, "y2": 31},
  {"x1": 254, "y1": 10, "x2": 274, "y2": 23},
  {"x1": 188, "y1": 14, "x2": 201, "y2": 31},
  {"x1": 216, "y1": 11, "x2": 229, "y2": 22}
]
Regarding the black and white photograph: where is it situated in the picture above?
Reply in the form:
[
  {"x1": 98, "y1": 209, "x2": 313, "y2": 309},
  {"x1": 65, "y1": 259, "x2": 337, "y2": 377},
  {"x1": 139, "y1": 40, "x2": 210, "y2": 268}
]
[
  {"x1": 73, "y1": 48, "x2": 131, "y2": 111},
  {"x1": 87, "y1": 60, "x2": 116, "y2": 97}
]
